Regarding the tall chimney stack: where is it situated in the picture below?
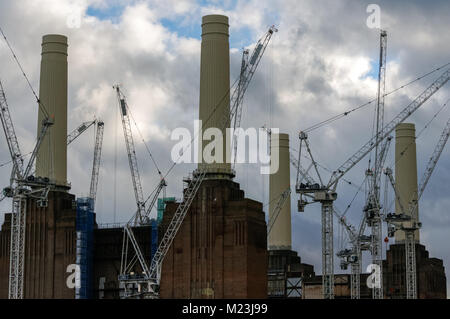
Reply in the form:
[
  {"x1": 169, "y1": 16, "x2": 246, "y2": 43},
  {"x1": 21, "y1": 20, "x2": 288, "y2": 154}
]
[
  {"x1": 198, "y1": 15, "x2": 233, "y2": 179},
  {"x1": 268, "y1": 133, "x2": 292, "y2": 250},
  {"x1": 395, "y1": 123, "x2": 420, "y2": 242},
  {"x1": 35, "y1": 34, "x2": 68, "y2": 187}
]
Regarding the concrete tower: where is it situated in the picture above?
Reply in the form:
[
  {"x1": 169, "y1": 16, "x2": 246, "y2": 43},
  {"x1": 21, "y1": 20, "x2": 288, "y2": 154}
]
[
  {"x1": 268, "y1": 133, "x2": 292, "y2": 250},
  {"x1": 198, "y1": 15, "x2": 233, "y2": 179},
  {"x1": 36, "y1": 34, "x2": 68, "y2": 187},
  {"x1": 395, "y1": 123, "x2": 420, "y2": 242}
]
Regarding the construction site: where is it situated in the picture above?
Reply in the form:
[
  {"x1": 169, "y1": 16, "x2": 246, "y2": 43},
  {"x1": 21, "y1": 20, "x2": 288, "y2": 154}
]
[{"x1": 0, "y1": 10, "x2": 448, "y2": 300}]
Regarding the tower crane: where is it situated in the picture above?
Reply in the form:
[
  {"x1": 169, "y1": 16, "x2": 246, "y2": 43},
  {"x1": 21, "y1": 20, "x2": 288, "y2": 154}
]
[
  {"x1": 228, "y1": 26, "x2": 277, "y2": 168},
  {"x1": 385, "y1": 114, "x2": 450, "y2": 298},
  {"x1": 114, "y1": 85, "x2": 166, "y2": 298},
  {"x1": 295, "y1": 66, "x2": 450, "y2": 299},
  {"x1": 89, "y1": 120, "x2": 104, "y2": 207},
  {"x1": 363, "y1": 30, "x2": 387, "y2": 299},
  {"x1": 291, "y1": 137, "x2": 369, "y2": 299},
  {"x1": 335, "y1": 207, "x2": 371, "y2": 299},
  {"x1": 0, "y1": 79, "x2": 53, "y2": 299},
  {"x1": 66, "y1": 118, "x2": 104, "y2": 207},
  {"x1": 116, "y1": 26, "x2": 278, "y2": 298},
  {"x1": 292, "y1": 143, "x2": 370, "y2": 299},
  {"x1": 335, "y1": 135, "x2": 392, "y2": 299},
  {"x1": 114, "y1": 86, "x2": 147, "y2": 225},
  {"x1": 295, "y1": 131, "x2": 337, "y2": 299}
]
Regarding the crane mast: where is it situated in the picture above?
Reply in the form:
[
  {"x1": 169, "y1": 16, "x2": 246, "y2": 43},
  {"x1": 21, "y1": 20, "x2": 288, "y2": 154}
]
[
  {"x1": 114, "y1": 86, "x2": 146, "y2": 224},
  {"x1": 89, "y1": 120, "x2": 104, "y2": 206},
  {"x1": 335, "y1": 208, "x2": 370, "y2": 299},
  {"x1": 1, "y1": 80, "x2": 53, "y2": 299},
  {"x1": 295, "y1": 131, "x2": 336, "y2": 299},
  {"x1": 114, "y1": 85, "x2": 167, "y2": 297},
  {"x1": 295, "y1": 66, "x2": 449, "y2": 299},
  {"x1": 365, "y1": 30, "x2": 387, "y2": 299},
  {"x1": 386, "y1": 115, "x2": 450, "y2": 298}
]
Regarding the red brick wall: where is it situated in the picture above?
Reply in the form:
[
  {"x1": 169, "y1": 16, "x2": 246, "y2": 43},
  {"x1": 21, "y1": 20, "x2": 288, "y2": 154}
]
[
  {"x1": 0, "y1": 190, "x2": 77, "y2": 299},
  {"x1": 160, "y1": 179, "x2": 267, "y2": 299}
]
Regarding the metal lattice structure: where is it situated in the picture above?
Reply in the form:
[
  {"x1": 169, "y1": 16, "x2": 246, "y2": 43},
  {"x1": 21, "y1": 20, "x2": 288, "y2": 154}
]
[
  {"x1": 365, "y1": 30, "x2": 387, "y2": 299},
  {"x1": 8, "y1": 195, "x2": 26, "y2": 299},
  {"x1": 114, "y1": 85, "x2": 166, "y2": 297},
  {"x1": 385, "y1": 115, "x2": 450, "y2": 298},
  {"x1": 321, "y1": 201, "x2": 334, "y2": 298},
  {"x1": 0, "y1": 80, "x2": 24, "y2": 182},
  {"x1": 328, "y1": 67, "x2": 450, "y2": 190},
  {"x1": 118, "y1": 26, "x2": 278, "y2": 298},
  {"x1": 148, "y1": 170, "x2": 206, "y2": 283},
  {"x1": 295, "y1": 131, "x2": 337, "y2": 299},
  {"x1": 89, "y1": 121, "x2": 104, "y2": 206},
  {"x1": 294, "y1": 66, "x2": 450, "y2": 299},
  {"x1": 114, "y1": 86, "x2": 146, "y2": 225},
  {"x1": 67, "y1": 120, "x2": 96, "y2": 145},
  {"x1": 228, "y1": 26, "x2": 278, "y2": 168},
  {"x1": 409, "y1": 115, "x2": 449, "y2": 298},
  {"x1": 335, "y1": 208, "x2": 370, "y2": 299},
  {"x1": 7, "y1": 119, "x2": 52, "y2": 299},
  {"x1": 1, "y1": 80, "x2": 54, "y2": 299},
  {"x1": 404, "y1": 230, "x2": 417, "y2": 298}
]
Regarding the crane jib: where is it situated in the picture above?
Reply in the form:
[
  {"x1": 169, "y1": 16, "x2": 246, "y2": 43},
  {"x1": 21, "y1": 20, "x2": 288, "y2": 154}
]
[
  {"x1": 120, "y1": 99, "x2": 127, "y2": 116},
  {"x1": 250, "y1": 44, "x2": 263, "y2": 65},
  {"x1": 328, "y1": 68, "x2": 450, "y2": 189}
]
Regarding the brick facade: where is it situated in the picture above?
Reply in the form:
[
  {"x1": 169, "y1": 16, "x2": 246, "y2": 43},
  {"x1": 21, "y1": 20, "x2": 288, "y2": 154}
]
[
  {"x1": 0, "y1": 190, "x2": 77, "y2": 298},
  {"x1": 160, "y1": 179, "x2": 267, "y2": 298}
]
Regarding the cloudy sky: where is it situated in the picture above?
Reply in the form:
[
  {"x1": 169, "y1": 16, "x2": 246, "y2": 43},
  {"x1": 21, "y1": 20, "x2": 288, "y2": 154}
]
[{"x1": 1, "y1": 0, "x2": 449, "y2": 297}]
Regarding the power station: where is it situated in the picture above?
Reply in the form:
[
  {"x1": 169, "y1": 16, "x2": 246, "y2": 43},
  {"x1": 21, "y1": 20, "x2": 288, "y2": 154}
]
[{"x1": 0, "y1": 12, "x2": 448, "y2": 299}]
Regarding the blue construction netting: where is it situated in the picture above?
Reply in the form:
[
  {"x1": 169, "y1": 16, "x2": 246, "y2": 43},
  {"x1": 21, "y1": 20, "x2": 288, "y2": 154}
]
[
  {"x1": 75, "y1": 197, "x2": 95, "y2": 299},
  {"x1": 157, "y1": 197, "x2": 175, "y2": 224}
]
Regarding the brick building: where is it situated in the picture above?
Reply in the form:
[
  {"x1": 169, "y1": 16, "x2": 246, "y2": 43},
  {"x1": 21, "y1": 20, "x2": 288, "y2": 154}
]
[
  {"x1": 159, "y1": 179, "x2": 267, "y2": 298},
  {"x1": 0, "y1": 190, "x2": 77, "y2": 298},
  {"x1": 383, "y1": 243, "x2": 446, "y2": 299}
]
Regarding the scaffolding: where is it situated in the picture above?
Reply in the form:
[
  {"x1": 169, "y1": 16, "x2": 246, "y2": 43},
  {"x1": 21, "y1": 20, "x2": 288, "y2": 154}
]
[{"x1": 75, "y1": 197, "x2": 95, "y2": 299}]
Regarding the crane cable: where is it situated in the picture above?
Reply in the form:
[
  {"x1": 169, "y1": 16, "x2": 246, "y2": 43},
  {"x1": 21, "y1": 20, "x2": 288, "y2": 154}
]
[
  {"x1": 303, "y1": 62, "x2": 450, "y2": 133},
  {"x1": 384, "y1": 97, "x2": 450, "y2": 212},
  {"x1": 0, "y1": 26, "x2": 50, "y2": 119},
  {"x1": 291, "y1": 146, "x2": 360, "y2": 190},
  {"x1": 119, "y1": 89, "x2": 164, "y2": 178},
  {"x1": 112, "y1": 56, "x2": 241, "y2": 216},
  {"x1": 116, "y1": 72, "x2": 241, "y2": 204},
  {"x1": 341, "y1": 175, "x2": 368, "y2": 218},
  {"x1": 142, "y1": 75, "x2": 242, "y2": 197},
  {"x1": 388, "y1": 97, "x2": 450, "y2": 169},
  {"x1": 345, "y1": 99, "x2": 449, "y2": 245}
]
